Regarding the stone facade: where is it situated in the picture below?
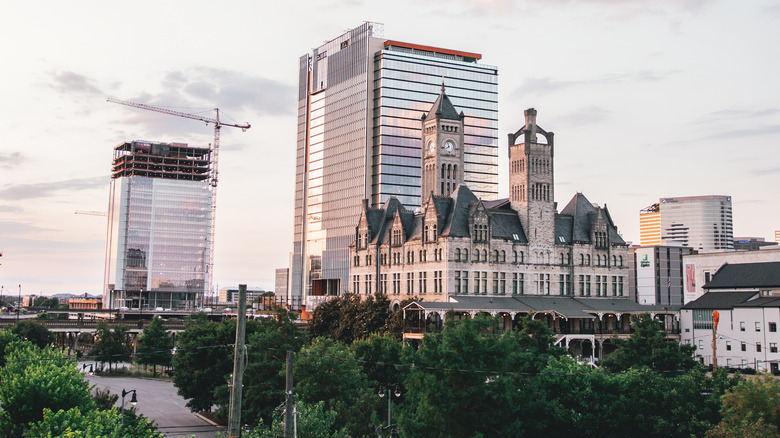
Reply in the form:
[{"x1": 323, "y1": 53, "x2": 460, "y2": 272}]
[{"x1": 349, "y1": 98, "x2": 631, "y2": 311}]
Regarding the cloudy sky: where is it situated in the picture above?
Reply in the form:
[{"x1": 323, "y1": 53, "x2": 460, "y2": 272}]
[{"x1": 1, "y1": 0, "x2": 778, "y2": 296}]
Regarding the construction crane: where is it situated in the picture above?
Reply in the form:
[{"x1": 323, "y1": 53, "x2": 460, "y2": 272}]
[{"x1": 107, "y1": 97, "x2": 251, "y2": 299}]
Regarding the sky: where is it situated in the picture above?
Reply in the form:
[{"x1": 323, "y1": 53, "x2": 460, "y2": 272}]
[{"x1": 1, "y1": 0, "x2": 779, "y2": 297}]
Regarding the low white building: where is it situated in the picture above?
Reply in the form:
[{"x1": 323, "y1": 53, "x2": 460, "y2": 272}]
[{"x1": 680, "y1": 261, "x2": 780, "y2": 373}]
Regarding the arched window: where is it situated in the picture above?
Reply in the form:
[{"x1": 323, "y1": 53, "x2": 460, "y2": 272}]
[
  {"x1": 612, "y1": 255, "x2": 616, "y2": 266},
  {"x1": 463, "y1": 249, "x2": 469, "y2": 262},
  {"x1": 519, "y1": 251, "x2": 524, "y2": 263},
  {"x1": 580, "y1": 254, "x2": 584, "y2": 265},
  {"x1": 586, "y1": 255, "x2": 591, "y2": 266},
  {"x1": 513, "y1": 251, "x2": 518, "y2": 263},
  {"x1": 441, "y1": 164, "x2": 446, "y2": 179},
  {"x1": 493, "y1": 250, "x2": 499, "y2": 263},
  {"x1": 423, "y1": 226, "x2": 428, "y2": 243},
  {"x1": 501, "y1": 250, "x2": 506, "y2": 262},
  {"x1": 432, "y1": 224, "x2": 437, "y2": 240},
  {"x1": 453, "y1": 165, "x2": 457, "y2": 180},
  {"x1": 619, "y1": 256, "x2": 623, "y2": 267},
  {"x1": 455, "y1": 248, "x2": 461, "y2": 261},
  {"x1": 482, "y1": 249, "x2": 488, "y2": 262}
]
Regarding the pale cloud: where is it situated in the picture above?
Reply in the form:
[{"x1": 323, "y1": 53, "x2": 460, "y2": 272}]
[
  {"x1": 0, "y1": 176, "x2": 107, "y2": 201},
  {"x1": 49, "y1": 71, "x2": 102, "y2": 95},
  {"x1": 556, "y1": 106, "x2": 612, "y2": 127},
  {"x1": 0, "y1": 152, "x2": 24, "y2": 168},
  {"x1": 510, "y1": 71, "x2": 671, "y2": 98}
]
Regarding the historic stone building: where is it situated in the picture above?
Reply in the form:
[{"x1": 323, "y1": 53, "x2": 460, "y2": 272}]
[
  {"x1": 351, "y1": 90, "x2": 631, "y2": 307},
  {"x1": 348, "y1": 90, "x2": 673, "y2": 359}
]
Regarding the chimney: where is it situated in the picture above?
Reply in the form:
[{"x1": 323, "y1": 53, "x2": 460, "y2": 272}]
[{"x1": 524, "y1": 108, "x2": 538, "y2": 143}]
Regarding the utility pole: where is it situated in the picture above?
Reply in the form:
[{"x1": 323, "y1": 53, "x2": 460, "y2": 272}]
[
  {"x1": 228, "y1": 284, "x2": 247, "y2": 437},
  {"x1": 712, "y1": 310, "x2": 720, "y2": 371},
  {"x1": 285, "y1": 350, "x2": 294, "y2": 438}
]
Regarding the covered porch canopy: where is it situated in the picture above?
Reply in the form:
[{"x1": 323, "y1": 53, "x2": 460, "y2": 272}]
[{"x1": 403, "y1": 296, "x2": 679, "y2": 340}]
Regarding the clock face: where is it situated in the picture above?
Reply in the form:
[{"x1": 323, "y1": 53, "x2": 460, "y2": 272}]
[
  {"x1": 426, "y1": 140, "x2": 435, "y2": 155},
  {"x1": 444, "y1": 140, "x2": 455, "y2": 154}
]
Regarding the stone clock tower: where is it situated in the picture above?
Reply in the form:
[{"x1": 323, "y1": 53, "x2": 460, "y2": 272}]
[{"x1": 421, "y1": 85, "x2": 465, "y2": 201}]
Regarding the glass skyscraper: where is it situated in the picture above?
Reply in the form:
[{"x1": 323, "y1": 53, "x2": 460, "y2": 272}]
[
  {"x1": 103, "y1": 141, "x2": 211, "y2": 310},
  {"x1": 639, "y1": 195, "x2": 734, "y2": 251},
  {"x1": 291, "y1": 22, "x2": 498, "y2": 309}
]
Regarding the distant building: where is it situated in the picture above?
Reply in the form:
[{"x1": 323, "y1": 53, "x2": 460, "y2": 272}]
[
  {"x1": 69, "y1": 299, "x2": 102, "y2": 310},
  {"x1": 682, "y1": 247, "x2": 780, "y2": 303},
  {"x1": 680, "y1": 261, "x2": 780, "y2": 373},
  {"x1": 290, "y1": 22, "x2": 500, "y2": 310},
  {"x1": 274, "y1": 268, "x2": 290, "y2": 306},
  {"x1": 775, "y1": 230, "x2": 780, "y2": 244},
  {"x1": 627, "y1": 245, "x2": 695, "y2": 306},
  {"x1": 218, "y1": 287, "x2": 266, "y2": 306},
  {"x1": 733, "y1": 237, "x2": 778, "y2": 251},
  {"x1": 103, "y1": 140, "x2": 212, "y2": 310},
  {"x1": 639, "y1": 195, "x2": 733, "y2": 251}
]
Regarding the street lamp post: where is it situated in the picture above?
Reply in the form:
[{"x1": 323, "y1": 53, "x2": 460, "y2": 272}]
[
  {"x1": 120, "y1": 389, "x2": 137, "y2": 425},
  {"x1": 378, "y1": 384, "x2": 401, "y2": 437}
]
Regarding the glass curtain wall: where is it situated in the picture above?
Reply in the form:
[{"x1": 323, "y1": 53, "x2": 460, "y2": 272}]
[
  {"x1": 372, "y1": 47, "x2": 499, "y2": 208},
  {"x1": 290, "y1": 22, "x2": 498, "y2": 308},
  {"x1": 105, "y1": 177, "x2": 210, "y2": 309}
]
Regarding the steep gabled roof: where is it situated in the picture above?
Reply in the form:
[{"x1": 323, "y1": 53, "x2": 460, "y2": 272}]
[
  {"x1": 442, "y1": 184, "x2": 479, "y2": 237},
  {"x1": 704, "y1": 262, "x2": 780, "y2": 289},
  {"x1": 423, "y1": 85, "x2": 463, "y2": 122},
  {"x1": 557, "y1": 192, "x2": 626, "y2": 246},
  {"x1": 489, "y1": 207, "x2": 527, "y2": 243},
  {"x1": 560, "y1": 193, "x2": 597, "y2": 242}
]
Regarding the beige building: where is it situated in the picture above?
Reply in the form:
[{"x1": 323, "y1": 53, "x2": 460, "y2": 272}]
[
  {"x1": 351, "y1": 100, "x2": 630, "y2": 308},
  {"x1": 639, "y1": 195, "x2": 733, "y2": 250},
  {"x1": 681, "y1": 247, "x2": 780, "y2": 303}
]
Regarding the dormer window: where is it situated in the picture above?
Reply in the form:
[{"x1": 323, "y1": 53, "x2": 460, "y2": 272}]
[{"x1": 392, "y1": 229, "x2": 402, "y2": 247}]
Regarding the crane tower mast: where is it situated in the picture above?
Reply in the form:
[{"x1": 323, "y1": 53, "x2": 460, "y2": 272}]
[{"x1": 107, "y1": 97, "x2": 251, "y2": 300}]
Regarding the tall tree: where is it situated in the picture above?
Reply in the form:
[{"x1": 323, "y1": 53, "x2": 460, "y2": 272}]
[
  {"x1": 309, "y1": 293, "x2": 391, "y2": 344},
  {"x1": 137, "y1": 317, "x2": 173, "y2": 376},
  {"x1": 242, "y1": 309, "x2": 308, "y2": 427},
  {"x1": 0, "y1": 343, "x2": 95, "y2": 437},
  {"x1": 399, "y1": 314, "x2": 565, "y2": 438},
  {"x1": 28, "y1": 407, "x2": 162, "y2": 438},
  {"x1": 600, "y1": 313, "x2": 697, "y2": 373},
  {"x1": 91, "y1": 322, "x2": 131, "y2": 371},
  {"x1": 172, "y1": 313, "x2": 235, "y2": 413},
  {"x1": 294, "y1": 337, "x2": 378, "y2": 437},
  {"x1": 707, "y1": 374, "x2": 780, "y2": 437},
  {"x1": 10, "y1": 320, "x2": 54, "y2": 349}
]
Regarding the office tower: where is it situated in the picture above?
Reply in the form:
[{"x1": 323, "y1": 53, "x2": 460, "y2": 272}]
[
  {"x1": 291, "y1": 22, "x2": 498, "y2": 308},
  {"x1": 628, "y1": 245, "x2": 694, "y2": 306},
  {"x1": 639, "y1": 195, "x2": 733, "y2": 251},
  {"x1": 103, "y1": 141, "x2": 211, "y2": 310}
]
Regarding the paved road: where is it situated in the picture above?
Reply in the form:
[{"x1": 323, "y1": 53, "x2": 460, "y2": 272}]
[{"x1": 86, "y1": 375, "x2": 223, "y2": 438}]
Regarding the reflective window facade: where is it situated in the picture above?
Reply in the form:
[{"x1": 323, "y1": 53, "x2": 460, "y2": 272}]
[
  {"x1": 291, "y1": 23, "x2": 498, "y2": 309},
  {"x1": 639, "y1": 195, "x2": 733, "y2": 251},
  {"x1": 104, "y1": 141, "x2": 211, "y2": 310},
  {"x1": 373, "y1": 47, "x2": 499, "y2": 207}
]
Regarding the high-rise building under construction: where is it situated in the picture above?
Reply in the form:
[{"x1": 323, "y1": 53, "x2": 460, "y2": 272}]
[
  {"x1": 290, "y1": 22, "x2": 499, "y2": 309},
  {"x1": 103, "y1": 140, "x2": 212, "y2": 310}
]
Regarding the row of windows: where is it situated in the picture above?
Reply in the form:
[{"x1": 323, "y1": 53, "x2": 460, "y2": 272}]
[
  {"x1": 351, "y1": 271, "x2": 624, "y2": 297},
  {"x1": 740, "y1": 321, "x2": 778, "y2": 332},
  {"x1": 722, "y1": 340, "x2": 779, "y2": 354},
  {"x1": 355, "y1": 246, "x2": 625, "y2": 269}
]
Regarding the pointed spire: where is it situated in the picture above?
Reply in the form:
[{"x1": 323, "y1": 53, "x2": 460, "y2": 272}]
[{"x1": 425, "y1": 83, "x2": 461, "y2": 121}]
